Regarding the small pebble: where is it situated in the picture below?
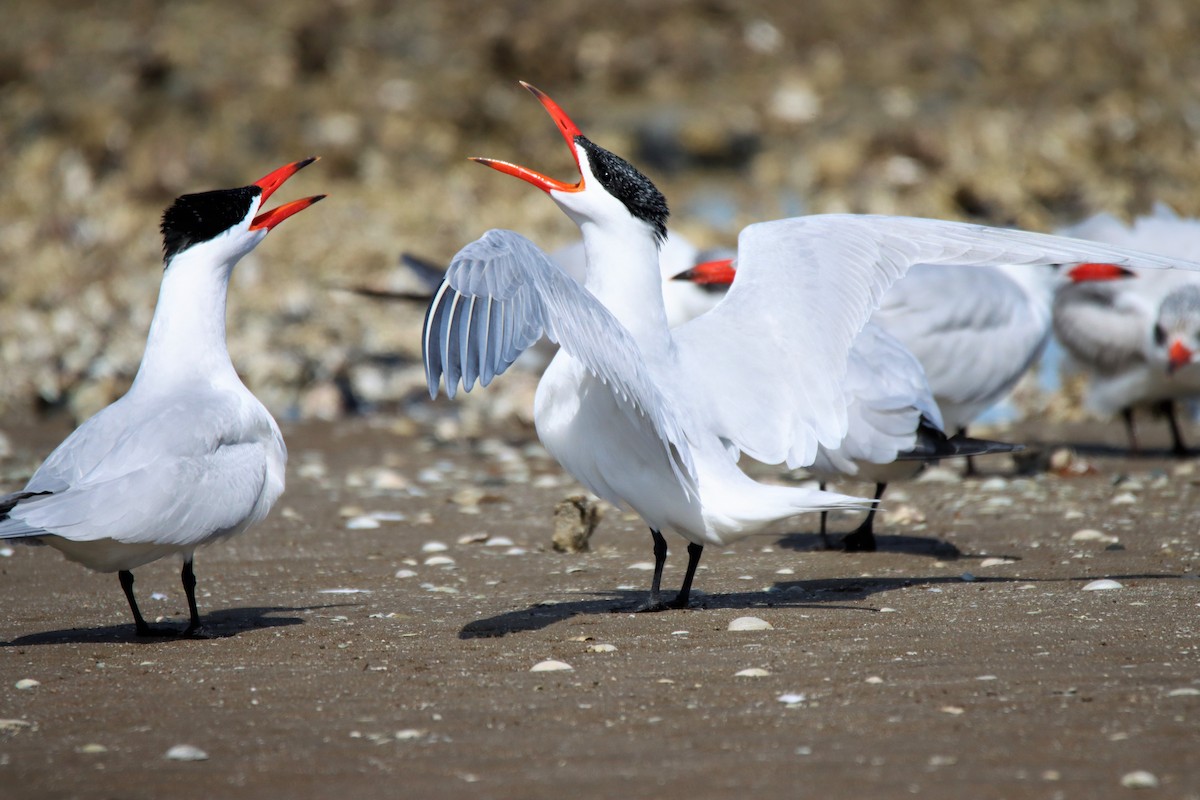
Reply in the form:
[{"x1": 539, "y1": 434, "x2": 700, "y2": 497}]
[
  {"x1": 979, "y1": 477, "x2": 1008, "y2": 491},
  {"x1": 345, "y1": 516, "x2": 381, "y2": 530},
  {"x1": 629, "y1": 562, "x2": 655, "y2": 571},
  {"x1": 0, "y1": 546, "x2": 14, "y2": 558},
  {"x1": 1071, "y1": 529, "x2": 1118, "y2": 543},
  {"x1": 164, "y1": 744, "x2": 208, "y2": 762},
  {"x1": 394, "y1": 728, "x2": 426, "y2": 741},
  {"x1": 728, "y1": 616, "x2": 773, "y2": 631},
  {"x1": 917, "y1": 467, "x2": 961, "y2": 484},
  {"x1": 424, "y1": 555, "x2": 455, "y2": 566},
  {"x1": 960, "y1": 572, "x2": 977, "y2": 582},
  {"x1": 78, "y1": 743, "x2": 108, "y2": 754},
  {"x1": 1110, "y1": 492, "x2": 1138, "y2": 505},
  {"x1": 394, "y1": 569, "x2": 418, "y2": 579},
  {"x1": 586, "y1": 644, "x2": 617, "y2": 653},
  {"x1": 1167, "y1": 687, "x2": 1200, "y2": 697},
  {"x1": 979, "y1": 557, "x2": 1016, "y2": 567},
  {"x1": 1120, "y1": 771, "x2": 1159, "y2": 789},
  {"x1": 421, "y1": 541, "x2": 448, "y2": 553},
  {"x1": 457, "y1": 532, "x2": 489, "y2": 545},
  {"x1": 735, "y1": 668, "x2": 771, "y2": 677},
  {"x1": 1082, "y1": 579, "x2": 1123, "y2": 591},
  {"x1": 777, "y1": 693, "x2": 806, "y2": 704},
  {"x1": 865, "y1": 676, "x2": 884, "y2": 684},
  {"x1": 485, "y1": 536, "x2": 515, "y2": 547},
  {"x1": 530, "y1": 660, "x2": 573, "y2": 672},
  {"x1": 940, "y1": 706, "x2": 965, "y2": 715},
  {"x1": 775, "y1": 567, "x2": 795, "y2": 575},
  {"x1": 14, "y1": 679, "x2": 39, "y2": 690},
  {"x1": 317, "y1": 588, "x2": 372, "y2": 595}
]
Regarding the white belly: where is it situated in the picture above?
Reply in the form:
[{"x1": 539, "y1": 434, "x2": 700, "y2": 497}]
[{"x1": 534, "y1": 352, "x2": 704, "y2": 538}]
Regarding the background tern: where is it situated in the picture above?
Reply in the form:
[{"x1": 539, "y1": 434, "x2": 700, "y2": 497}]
[
  {"x1": 0, "y1": 159, "x2": 323, "y2": 637},
  {"x1": 1053, "y1": 206, "x2": 1200, "y2": 452},
  {"x1": 423, "y1": 82, "x2": 1200, "y2": 611}
]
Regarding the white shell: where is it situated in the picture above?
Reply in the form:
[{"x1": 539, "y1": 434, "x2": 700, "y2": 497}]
[{"x1": 728, "y1": 616, "x2": 773, "y2": 631}]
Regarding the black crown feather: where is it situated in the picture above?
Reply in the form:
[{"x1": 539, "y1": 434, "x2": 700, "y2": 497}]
[
  {"x1": 577, "y1": 137, "x2": 669, "y2": 245},
  {"x1": 160, "y1": 186, "x2": 260, "y2": 263}
]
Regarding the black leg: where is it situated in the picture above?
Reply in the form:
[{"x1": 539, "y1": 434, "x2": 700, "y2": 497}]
[
  {"x1": 1122, "y1": 407, "x2": 1139, "y2": 452},
  {"x1": 631, "y1": 529, "x2": 671, "y2": 613},
  {"x1": 842, "y1": 483, "x2": 886, "y2": 553},
  {"x1": 817, "y1": 481, "x2": 833, "y2": 550},
  {"x1": 958, "y1": 428, "x2": 979, "y2": 477},
  {"x1": 180, "y1": 559, "x2": 210, "y2": 638},
  {"x1": 668, "y1": 543, "x2": 704, "y2": 609},
  {"x1": 1160, "y1": 400, "x2": 1190, "y2": 456},
  {"x1": 119, "y1": 570, "x2": 171, "y2": 637}
]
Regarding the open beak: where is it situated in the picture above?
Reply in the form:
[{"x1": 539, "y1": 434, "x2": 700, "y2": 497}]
[
  {"x1": 250, "y1": 157, "x2": 326, "y2": 231},
  {"x1": 1168, "y1": 339, "x2": 1194, "y2": 373},
  {"x1": 672, "y1": 258, "x2": 737, "y2": 287},
  {"x1": 1066, "y1": 262, "x2": 1137, "y2": 283},
  {"x1": 471, "y1": 82, "x2": 586, "y2": 194}
]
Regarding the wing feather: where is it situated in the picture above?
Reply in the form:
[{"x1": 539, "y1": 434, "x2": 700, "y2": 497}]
[
  {"x1": 672, "y1": 214, "x2": 1200, "y2": 469},
  {"x1": 422, "y1": 229, "x2": 696, "y2": 486}
]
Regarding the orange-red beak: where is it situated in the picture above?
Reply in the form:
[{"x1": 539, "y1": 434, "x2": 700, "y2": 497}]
[
  {"x1": 471, "y1": 82, "x2": 586, "y2": 194},
  {"x1": 672, "y1": 258, "x2": 737, "y2": 287},
  {"x1": 1066, "y1": 262, "x2": 1136, "y2": 283},
  {"x1": 1168, "y1": 339, "x2": 1194, "y2": 373},
  {"x1": 250, "y1": 157, "x2": 326, "y2": 231}
]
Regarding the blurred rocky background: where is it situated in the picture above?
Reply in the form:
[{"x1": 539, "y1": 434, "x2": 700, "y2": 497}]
[{"x1": 3, "y1": 0, "x2": 1200, "y2": 429}]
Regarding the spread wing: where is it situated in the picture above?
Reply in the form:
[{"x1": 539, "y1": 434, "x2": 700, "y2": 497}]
[
  {"x1": 670, "y1": 214, "x2": 1200, "y2": 469},
  {"x1": 422, "y1": 228, "x2": 695, "y2": 486}
]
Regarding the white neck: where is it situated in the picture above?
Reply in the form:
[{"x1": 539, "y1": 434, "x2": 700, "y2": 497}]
[
  {"x1": 576, "y1": 218, "x2": 672, "y2": 356},
  {"x1": 131, "y1": 247, "x2": 241, "y2": 392}
]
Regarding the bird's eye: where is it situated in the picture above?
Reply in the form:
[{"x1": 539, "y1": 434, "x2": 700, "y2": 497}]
[{"x1": 1153, "y1": 324, "x2": 1167, "y2": 346}]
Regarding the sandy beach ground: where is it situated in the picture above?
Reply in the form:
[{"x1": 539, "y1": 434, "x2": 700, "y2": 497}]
[{"x1": 2, "y1": 414, "x2": 1199, "y2": 799}]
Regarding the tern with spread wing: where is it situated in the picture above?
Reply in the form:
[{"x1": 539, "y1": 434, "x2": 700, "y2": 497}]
[
  {"x1": 423, "y1": 82, "x2": 1200, "y2": 611},
  {"x1": 0, "y1": 159, "x2": 324, "y2": 637}
]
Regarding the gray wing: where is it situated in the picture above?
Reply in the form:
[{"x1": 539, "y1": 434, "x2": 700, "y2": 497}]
[
  {"x1": 873, "y1": 263, "x2": 1051, "y2": 411},
  {"x1": 1052, "y1": 282, "x2": 1151, "y2": 374},
  {"x1": 422, "y1": 229, "x2": 695, "y2": 486},
  {"x1": 0, "y1": 394, "x2": 284, "y2": 546},
  {"x1": 671, "y1": 214, "x2": 1200, "y2": 469}
]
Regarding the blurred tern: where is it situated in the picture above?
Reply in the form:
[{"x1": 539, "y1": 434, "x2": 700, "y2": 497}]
[
  {"x1": 424, "y1": 82, "x2": 1199, "y2": 610},
  {"x1": 1054, "y1": 206, "x2": 1200, "y2": 452},
  {"x1": 0, "y1": 159, "x2": 324, "y2": 637},
  {"x1": 676, "y1": 258, "x2": 1020, "y2": 551}
]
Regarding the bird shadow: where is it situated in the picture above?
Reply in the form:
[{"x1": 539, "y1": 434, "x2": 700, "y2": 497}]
[
  {"x1": 773, "y1": 531, "x2": 965, "y2": 557},
  {"x1": 0, "y1": 603, "x2": 345, "y2": 647},
  {"x1": 458, "y1": 572, "x2": 1184, "y2": 639}
]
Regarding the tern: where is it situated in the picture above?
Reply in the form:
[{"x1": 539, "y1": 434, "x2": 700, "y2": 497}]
[
  {"x1": 1054, "y1": 259, "x2": 1200, "y2": 452},
  {"x1": 1054, "y1": 206, "x2": 1200, "y2": 452},
  {"x1": 0, "y1": 158, "x2": 324, "y2": 637},
  {"x1": 675, "y1": 257, "x2": 1021, "y2": 551},
  {"x1": 424, "y1": 82, "x2": 1200, "y2": 611}
]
